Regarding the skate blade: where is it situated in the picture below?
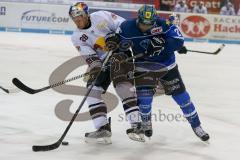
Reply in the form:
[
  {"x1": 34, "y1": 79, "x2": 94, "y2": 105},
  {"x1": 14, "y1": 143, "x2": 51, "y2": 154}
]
[
  {"x1": 127, "y1": 133, "x2": 145, "y2": 142},
  {"x1": 85, "y1": 137, "x2": 112, "y2": 145}
]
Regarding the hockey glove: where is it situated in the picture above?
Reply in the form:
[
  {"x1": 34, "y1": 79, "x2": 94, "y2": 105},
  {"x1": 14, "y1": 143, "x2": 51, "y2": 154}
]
[
  {"x1": 178, "y1": 46, "x2": 187, "y2": 54},
  {"x1": 105, "y1": 32, "x2": 120, "y2": 51},
  {"x1": 146, "y1": 36, "x2": 165, "y2": 57}
]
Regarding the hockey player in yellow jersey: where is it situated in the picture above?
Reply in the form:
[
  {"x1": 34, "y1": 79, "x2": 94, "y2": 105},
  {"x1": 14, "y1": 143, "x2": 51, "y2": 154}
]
[{"x1": 69, "y1": 2, "x2": 145, "y2": 144}]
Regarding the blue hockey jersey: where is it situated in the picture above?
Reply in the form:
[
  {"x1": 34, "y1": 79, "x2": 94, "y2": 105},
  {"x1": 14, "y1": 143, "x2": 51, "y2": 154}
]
[{"x1": 118, "y1": 18, "x2": 184, "y2": 67}]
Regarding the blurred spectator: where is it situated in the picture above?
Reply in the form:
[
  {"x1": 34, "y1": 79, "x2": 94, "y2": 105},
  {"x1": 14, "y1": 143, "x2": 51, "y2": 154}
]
[
  {"x1": 160, "y1": 0, "x2": 175, "y2": 11},
  {"x1": 220, "y1": 2, "x2": 236, "y2": 15},
  {"x1": 238, "y1": 4, "x2": 240, "y2": 15},
  {"x1": 220, "y1": 0, "x2": 229, "y2": 8},
  {"x1": 192, "y1": 1, "x2": 208, "y2": 14},
  {"x1": 174, "y1": 0, "x2": 188, "y2": 13}
]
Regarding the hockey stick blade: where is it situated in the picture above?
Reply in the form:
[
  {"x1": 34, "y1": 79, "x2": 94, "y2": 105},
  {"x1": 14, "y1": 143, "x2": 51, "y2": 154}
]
[
  {"x1": 187, "y1": 44, "x2": 225, "y2": 55},
  {"x1": 213, "y1": 44, "x2": 225, "y2": 55},
  {"x1": 12, "y1": 78, "x2": 49, "y2": 94},
  {"x1": 12, "y1": 78, "x2": 37, "y2": 94},
  {"x1": 32, "y1": 141, "x2": 61, "y2": 152},
  {"x1": 0, "y1": 86, "x2": 9, "y2": 93}
]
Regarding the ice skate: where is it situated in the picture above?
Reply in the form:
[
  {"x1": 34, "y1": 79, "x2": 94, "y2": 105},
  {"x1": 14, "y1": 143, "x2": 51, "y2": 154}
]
[
  {"x1": 142, "y1": 121, "x2": 153, "y2": 138},
  {"x1": 126, "y1": 122, "x2": 145, "y2": 142},
  {"x1": 85, "y1": 123, "x2": 112, "y2": 144},
  {"x1": 193, "y1": 126, "x2": 210, "y2": 142}
]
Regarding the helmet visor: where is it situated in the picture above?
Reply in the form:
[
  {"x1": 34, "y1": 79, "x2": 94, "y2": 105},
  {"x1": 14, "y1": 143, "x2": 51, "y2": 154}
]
[
  {"x1": 70, "y1": 10, "x2": 86, "y2": 18},
  {"x1": 139, "y1": 18, "x2": 155, "y2": 26}
]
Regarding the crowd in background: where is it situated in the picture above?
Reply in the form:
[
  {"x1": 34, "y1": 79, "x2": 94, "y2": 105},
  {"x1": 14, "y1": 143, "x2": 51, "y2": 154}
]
[
  {"x1": 97, "y1": 0, "x2": 240, "y2": 16},
  {"x1": 6, "y1": 0, "x2": 240, "y2": 16},
  {"x1": 172, "y1": 0, "x2": 238, "y2": 15}
]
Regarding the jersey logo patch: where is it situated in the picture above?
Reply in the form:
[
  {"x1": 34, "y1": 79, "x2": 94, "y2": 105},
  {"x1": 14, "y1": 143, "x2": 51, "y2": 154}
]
[
  {"x1": 140, "y1": 39, "x2": 151, "y2": 50},
  {"x1": 151, "y1": 27, "x2": 163, "y2": 35},
  {"x1": 94, "y1": 37, "x2": 107, "y2": 51}
]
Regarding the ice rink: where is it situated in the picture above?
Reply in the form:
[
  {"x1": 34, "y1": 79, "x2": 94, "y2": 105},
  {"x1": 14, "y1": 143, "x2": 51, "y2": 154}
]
[{"x1": 0, "y1": 32, "x2": 239, "y2": 160}]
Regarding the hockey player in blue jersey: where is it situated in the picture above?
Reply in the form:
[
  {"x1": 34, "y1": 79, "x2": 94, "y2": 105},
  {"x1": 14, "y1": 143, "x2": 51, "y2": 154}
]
[{"x1": 105, "y1": 5, "x2": 209, "y2": 141}]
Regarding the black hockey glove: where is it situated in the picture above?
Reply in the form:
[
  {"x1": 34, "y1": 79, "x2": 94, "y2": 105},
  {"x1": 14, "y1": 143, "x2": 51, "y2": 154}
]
[
  {"x1": 105, "y1": 32, "x2": 120, "y2": 51},
  {"x1": 178, "y1": 46, "x2": 187, "y2": 54},
  {"x1": 146, "y1": 36, "x2": 165, "y2": 57},
  {"x1": 86, "y1": 66, "x2": 109, "y2": 87}
]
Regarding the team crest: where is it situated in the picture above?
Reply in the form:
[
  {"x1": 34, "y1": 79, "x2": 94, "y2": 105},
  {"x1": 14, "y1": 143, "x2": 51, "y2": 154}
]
[
  {"x1": 140, "y1": 39, "x2": 151, "y2": 50},
  {"x1": 145, "y1": 11, "x2": 152, "y2": 19}
]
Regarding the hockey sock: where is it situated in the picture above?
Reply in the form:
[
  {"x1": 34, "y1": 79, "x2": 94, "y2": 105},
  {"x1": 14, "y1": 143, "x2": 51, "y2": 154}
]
[
  {"x1": 86, "y1": 86, "x2": 108, "y2": 129},
  {"x1": 115, "y1": 82, "x2": 142, "y2": 124},
  {"x1": 122, "y1": 96, "x2": 142, "y2": 123},
  {"x1": 137, "y1": 87, "x2": 154, "y2": 122},
  {"x1": 172, "y1": 91, "x2": 201, "y2": 128}
]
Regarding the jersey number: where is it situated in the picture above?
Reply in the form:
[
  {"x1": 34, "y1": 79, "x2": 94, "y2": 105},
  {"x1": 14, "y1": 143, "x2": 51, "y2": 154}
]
[
  {"x1": 174, "y1": 28, "x2": 182, "y2": 37},
  {"x1": 80, "y1": 34, "x2": 88, "y2": 42}
]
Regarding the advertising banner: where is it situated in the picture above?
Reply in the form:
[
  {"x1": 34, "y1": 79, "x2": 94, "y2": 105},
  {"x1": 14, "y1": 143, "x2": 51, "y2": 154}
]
[
  {"x1": 0, "y1": 2, "x2": 75, "y2": 32},
  {"x1": 179, "y1": 13, "x2": 240, "y2": 42}
]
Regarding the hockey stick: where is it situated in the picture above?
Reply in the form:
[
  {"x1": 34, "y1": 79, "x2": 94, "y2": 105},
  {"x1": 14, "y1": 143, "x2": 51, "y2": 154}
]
[
  {"x1": 12, "y1": 53, "x2": 144, "y2": 95},
  {"x1": 0, "y1": 86, "x2": 9, "y2": 94},
  {"x1": 187, "y1": 44, "x2": 225, "y2": 55},
  {"x1": 14, "y1": 43, "x2": 225, "y2": 94},
  {"x1": 0, "y1": 85, "x2": 21, "y2": 94},
  {"x1": 32, "y1": 51, "x2": 113, "y2": 152}
]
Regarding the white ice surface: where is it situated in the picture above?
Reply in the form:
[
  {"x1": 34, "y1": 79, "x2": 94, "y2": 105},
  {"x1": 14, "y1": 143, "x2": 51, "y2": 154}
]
[{"x1": 0, "y1": 32, "x2": 240, "y2": 160}]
